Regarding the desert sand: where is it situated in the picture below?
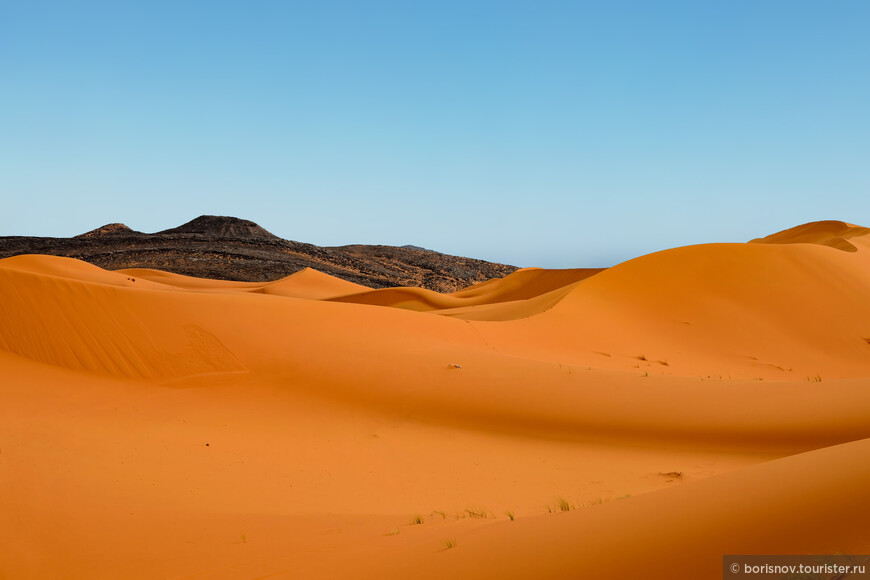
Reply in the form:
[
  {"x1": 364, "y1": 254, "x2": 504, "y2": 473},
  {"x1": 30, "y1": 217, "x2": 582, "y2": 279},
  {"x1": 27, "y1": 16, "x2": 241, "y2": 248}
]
[{"x1": 2, "y1": 219, "x2": 870, "y2": 579}]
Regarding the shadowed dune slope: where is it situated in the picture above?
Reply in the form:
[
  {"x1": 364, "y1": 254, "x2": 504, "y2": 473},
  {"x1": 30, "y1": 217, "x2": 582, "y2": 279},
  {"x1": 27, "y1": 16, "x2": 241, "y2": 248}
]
[
  {"x1": 327, "y1": 267, "x2": 603, "y2": 314},
  {"x1": 450, "y1": 266, "x2": 604, "y2": 301}
]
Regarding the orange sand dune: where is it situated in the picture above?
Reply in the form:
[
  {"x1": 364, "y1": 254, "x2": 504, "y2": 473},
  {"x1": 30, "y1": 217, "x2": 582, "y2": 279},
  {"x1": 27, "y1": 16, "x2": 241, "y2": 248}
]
[
  {"x1": 328, "y1": 266, "x2": 602, "y2": 313},
  {"x1": 450, "y1": 266, "x2": 604, "y2": 301},
  {"x1": 2, "y1": 221, "x2": 870, "y2": 580},
  {"x1": 119, "y1": 266, "x2": 367, "y2": 299},
  {"x1": 750, "y1": 219, "x2": 870, "y2": 252},
  {"x1": 480, "y1": 239, "x2": 870, "y2": 378},
  {"x1": 328, "y1": 284, "x2": 463, "y2": 311},
  {"x1": 118, "y1": 266, "x2": 266, "y2": 291},
  {"x1": 347, "y1": 436, "x2": 870, "y2": 580},
  {"x1": 3, "y1": 254, "x2": 172, "y2": 290},
  {"x1": 256, "y1": 267, "x2": 368, "y2": 299}
]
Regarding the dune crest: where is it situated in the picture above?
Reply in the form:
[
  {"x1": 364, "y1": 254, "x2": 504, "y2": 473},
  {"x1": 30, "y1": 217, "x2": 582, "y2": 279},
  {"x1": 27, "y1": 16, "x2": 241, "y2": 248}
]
[
  {"x1": 328, "y1": 267, "x2": 604, "y2": 318},
  {"x1": 257, "y1": 267, "x2": 369, "y2": 299},
  {"x1": 749, "y1": 219, "x2": 870, "y2": 252}
]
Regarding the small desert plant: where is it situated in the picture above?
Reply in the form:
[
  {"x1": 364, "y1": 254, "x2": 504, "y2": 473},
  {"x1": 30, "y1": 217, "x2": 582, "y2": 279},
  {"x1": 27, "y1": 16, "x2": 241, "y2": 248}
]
[
  {"x1": 444, "y1": 538, "x2": 457, "y2": 549},
  {"x1": 464, "y1": 507, "x2": 488, "y2": 519},
  {"x1": 386, "y1": 528, "x2": 400, "y2": 536},
  {"x1": 641, "y1": 371, "x2": 648, "y2": 377},
  {"x1": 557, "y1": 497, "x2": 572, "y2": 512},
  {"x1": 637, "y1": 354, "x2": 647, "y2": 361},
  {"x1": 505, "y1": 511, "x2": 515, "y2": 521},
  {"x1": 616, "y1": 494, "x2": 631, "y2": 500},
  {"x1": 410, "y1": 514, "x2": 424, "y2": 525}
]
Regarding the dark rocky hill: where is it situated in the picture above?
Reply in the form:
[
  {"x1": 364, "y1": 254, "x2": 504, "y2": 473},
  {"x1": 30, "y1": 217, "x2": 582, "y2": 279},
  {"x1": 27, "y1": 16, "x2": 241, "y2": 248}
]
[{"x1": 0, "y1": 215, "x2": 518, "y2": 291}]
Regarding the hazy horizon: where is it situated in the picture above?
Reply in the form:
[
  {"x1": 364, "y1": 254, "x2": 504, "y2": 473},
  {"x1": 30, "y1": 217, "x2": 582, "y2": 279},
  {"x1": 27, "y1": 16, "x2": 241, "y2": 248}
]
[{"x1": 2, "y1": 1, "x2": 868, "y2": 268}]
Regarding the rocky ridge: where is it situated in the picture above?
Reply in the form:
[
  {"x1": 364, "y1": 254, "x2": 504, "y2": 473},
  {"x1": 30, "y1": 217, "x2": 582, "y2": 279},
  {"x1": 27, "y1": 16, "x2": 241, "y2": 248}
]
[{"x1": 0, "y1": 215, "x2": 518, "y2": 291}]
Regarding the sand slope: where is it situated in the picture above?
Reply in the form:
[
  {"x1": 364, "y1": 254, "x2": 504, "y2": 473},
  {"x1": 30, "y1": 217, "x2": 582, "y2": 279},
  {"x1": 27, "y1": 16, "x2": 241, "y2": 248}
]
[
  {"x1": 1, "y1": 221, "x2": 869, "y2": 579},
  {"x1": 327, "y1": 267, "x2": 603, "y2": 313},
  {"x1": 750, "y1": 219, "x2": 870, "y2": 252}
]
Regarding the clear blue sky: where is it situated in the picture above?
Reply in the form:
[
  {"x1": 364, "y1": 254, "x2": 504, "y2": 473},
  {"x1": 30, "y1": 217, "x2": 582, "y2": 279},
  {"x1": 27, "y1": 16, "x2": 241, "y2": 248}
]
[{"x1": 1, "y1": 1, "x2": 868, "y2": 267}]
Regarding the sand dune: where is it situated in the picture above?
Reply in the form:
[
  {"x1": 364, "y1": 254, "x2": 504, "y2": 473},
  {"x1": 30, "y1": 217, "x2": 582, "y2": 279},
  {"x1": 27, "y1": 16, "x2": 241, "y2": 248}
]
[
  {"x1": 328, "y1": 267, "x2": 603, "y2": 313},
  {"x1": 750, "y1": 219, "x2": 870, "y2": 252},
  {"x1": 2, "y1": 221, "x2": 869, "y2": 579},
  {"x1": 119, "y1": 266, "x2": 368, "y2": 299},
  {"x1": 118, "y1": 267, "x2": 266, "y2": 291},
  {"x1": 346, "y1": 436, "x2": 870, "y2": 580},
  {"x1": 450, "y1": 266, "x2": 604, "y2": 301},
  {"x1": 255, "y1": 267, "x2": 369, "y2": 299}
]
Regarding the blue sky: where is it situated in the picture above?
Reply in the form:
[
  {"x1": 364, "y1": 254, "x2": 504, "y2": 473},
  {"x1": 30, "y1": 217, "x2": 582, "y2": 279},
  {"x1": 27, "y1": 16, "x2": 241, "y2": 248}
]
[{"x1": 1, "y1": 1, "x2": 868, "y2": 267}]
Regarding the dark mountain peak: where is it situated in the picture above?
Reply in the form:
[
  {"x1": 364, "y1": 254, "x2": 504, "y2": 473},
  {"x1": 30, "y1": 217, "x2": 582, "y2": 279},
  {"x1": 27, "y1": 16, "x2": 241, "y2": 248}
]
[
  {"x1": 158, "y1": 215, "x2": 278, "y2": 240},
  {"x1": 75, "y1": 223, "x2": 139, "y2": 238}
]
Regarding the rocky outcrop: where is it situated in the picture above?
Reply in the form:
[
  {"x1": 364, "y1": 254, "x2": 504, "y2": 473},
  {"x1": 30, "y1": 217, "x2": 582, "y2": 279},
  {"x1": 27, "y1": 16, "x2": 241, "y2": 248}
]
[{"x1": 0, "y1": 215, "x2": 517, "y2": 291}]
